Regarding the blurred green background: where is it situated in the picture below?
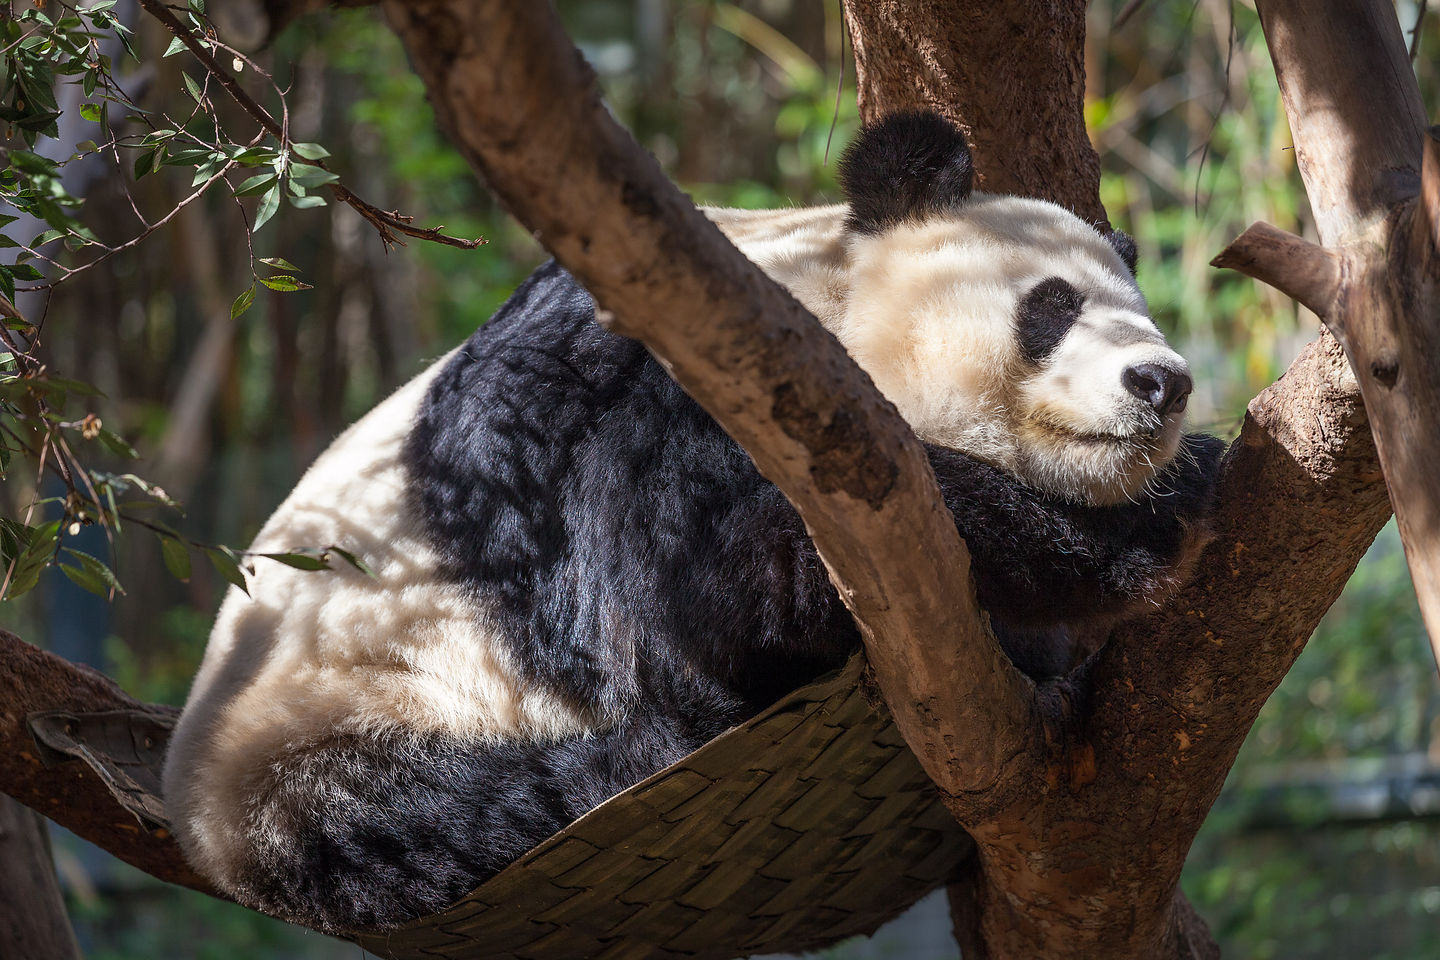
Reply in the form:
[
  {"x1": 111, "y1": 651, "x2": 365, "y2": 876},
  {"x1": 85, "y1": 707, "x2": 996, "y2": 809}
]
[{"x1": 4, "y1": 1, "x2": 1438, "y2": 957}]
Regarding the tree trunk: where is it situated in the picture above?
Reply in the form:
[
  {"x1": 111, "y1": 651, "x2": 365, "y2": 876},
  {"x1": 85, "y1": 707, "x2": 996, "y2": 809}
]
[
  {"x1": 0, "y1": 794, "x2": 81, "y2": 960},
  {"x1": 841, "y1": 0, "x2": 1105, "y2": 224},
  {"x1": 0, "y1": 4, "x2": 1406, "y2": 959}
]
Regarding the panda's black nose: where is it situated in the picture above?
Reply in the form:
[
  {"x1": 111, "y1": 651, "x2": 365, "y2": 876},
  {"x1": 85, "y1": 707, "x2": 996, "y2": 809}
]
[{"x1": 1123, "y1": 363, "x2": 1192, "y2": 417}]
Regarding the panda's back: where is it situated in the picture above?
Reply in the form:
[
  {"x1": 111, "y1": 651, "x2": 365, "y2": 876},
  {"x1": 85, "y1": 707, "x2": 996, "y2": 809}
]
[{"x1": 162, "y1": 256, "x2": 859, "y2": 927}]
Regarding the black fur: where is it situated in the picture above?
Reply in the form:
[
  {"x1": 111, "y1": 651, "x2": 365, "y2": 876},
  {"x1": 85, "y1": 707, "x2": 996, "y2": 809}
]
[
  {"x1": 839, "y1": 111, "x2": 974, "y2": 235},
  {"x1": 1017, "y1": 277, "x2": 1086, "y2": 365},
  {"x1": 1108, "y1": 229, "x2": 1139, "y2": 274},
  {"x1": 264, "y1": 261, "x2": 1222, "y2": 932}
]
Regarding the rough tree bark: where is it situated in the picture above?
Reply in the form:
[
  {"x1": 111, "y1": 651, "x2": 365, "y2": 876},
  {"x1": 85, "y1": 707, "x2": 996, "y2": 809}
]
[
  {"x1": 375, "y1": 2, "x2": 1390, "y2": 958},
  {"x1": 0, "y1": 2, "x2": 1409, "y2": 959},
  {"x1": 841, "y1": 0, "x2": 1105, "y2": 225},
  {"x1": 0, "y1": 630, "x2": 211, "y2": 894},
  {"x1": 378, "y1": 1, "x2": 1040, "y2": 800}
]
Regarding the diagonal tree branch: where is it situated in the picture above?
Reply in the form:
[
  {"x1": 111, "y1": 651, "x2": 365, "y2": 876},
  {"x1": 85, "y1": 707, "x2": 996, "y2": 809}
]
[{"x1": 378, "y1": 0, "x2": 1047, "y2": 799}]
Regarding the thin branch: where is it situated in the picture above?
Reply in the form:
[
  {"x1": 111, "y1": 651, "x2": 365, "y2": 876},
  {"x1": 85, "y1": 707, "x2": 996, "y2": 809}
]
[
  {"x1": 1211, "y1": 221, "x2": 1343, "y2": 319},
  {"x1": 134, "y1": 0, "x2": 484, "y2": 251},
  {"x1": 18, "y1": 134, "x2": 261, "y2": 292},
  {"x1": 1412, "y1": 0, "x2": 1428, "y2": 61}
]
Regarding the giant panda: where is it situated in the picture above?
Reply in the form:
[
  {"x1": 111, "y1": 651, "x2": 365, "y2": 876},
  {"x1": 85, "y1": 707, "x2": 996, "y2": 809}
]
[{"x1": 162, "y1": 111, "x2": 1222, "y2": 933}]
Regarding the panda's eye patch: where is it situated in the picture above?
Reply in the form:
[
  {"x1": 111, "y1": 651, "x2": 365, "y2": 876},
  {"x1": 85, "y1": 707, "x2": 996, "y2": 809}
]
[{"x1": 1017, "y1": 277, "x2": 1086, "y2": 364}]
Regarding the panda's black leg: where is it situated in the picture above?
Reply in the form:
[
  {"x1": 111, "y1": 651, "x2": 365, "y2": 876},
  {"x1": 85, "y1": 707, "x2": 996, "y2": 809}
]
[{"x1": 228, "y1": 713, "x2": 706, "y2": 933}]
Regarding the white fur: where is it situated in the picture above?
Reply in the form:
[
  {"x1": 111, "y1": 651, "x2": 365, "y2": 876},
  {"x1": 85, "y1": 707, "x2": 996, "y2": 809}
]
[
  {"x1": 711, "y1": 195, "x2": 1188, "y2": 503},
  {"x1": 163, "y1": 360, "x2": 597, "y2": 884}
]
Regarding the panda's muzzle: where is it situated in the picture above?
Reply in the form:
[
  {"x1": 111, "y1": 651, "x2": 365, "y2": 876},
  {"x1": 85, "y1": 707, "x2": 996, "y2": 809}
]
[{"x1": 1122, "y1": 363, "x2": 1192, "y2": 418}]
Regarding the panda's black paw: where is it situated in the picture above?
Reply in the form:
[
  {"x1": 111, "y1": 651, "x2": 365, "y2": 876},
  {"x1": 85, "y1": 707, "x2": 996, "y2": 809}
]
[{"x1": 930, "y1": 432, "x2": 1226, "y2": 637}]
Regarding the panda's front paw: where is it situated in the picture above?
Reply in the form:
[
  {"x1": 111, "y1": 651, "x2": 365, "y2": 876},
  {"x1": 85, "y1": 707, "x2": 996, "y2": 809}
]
[{"x1": 1144, "y1": 433, "x2": 1225, "y2": 520}]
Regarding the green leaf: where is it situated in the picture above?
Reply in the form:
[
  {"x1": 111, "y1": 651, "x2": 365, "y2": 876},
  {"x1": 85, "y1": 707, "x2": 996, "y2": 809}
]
[
  {"x1": 163, "y1": 36, "x2": 189, "y2": 58},
  {"x1": 36, "y1": 376, "x2": 102, "y2": 397},
  {"x1": 232, "y1": 172, "x2": 278, "y2": 197},
  {"x1": 191, "y1": 155, "x2": 226, "y2": 187},
  {"x1": 182, "y1": 72, "x2": 203, "y2": 103},
  {"x1": 289, "y1": 163, "x2": 339, "y2": 189},
  {"x1": 162, "y1": 147, "x2": 213, "y2": 166},
  {"x1": 288, "y1": 195, "x2": 326, "y2": 209},
  {"x1": 259, "y1": 257, "x2": 299, "y2": 271},
  {"x1": 160, "y1": 537, "x2": 191, "y2": 582},
  {"x1": 229, "y1": 146, "x2": 277, "y2": 166},
  {"x1": 327, "y1": 546, "x2": 375, "y2": 578},
  {"x1": 230, "y1": 284, "x2": 255, "y2": 320},
  {"x1": 4, "y1": 519, "x2": 60, "y2": 601},
  {"x1": 133, "y1": 145, "x2": 162, "y2": 180},
  {"x1": 63, "y1": 547, "x2": 124, "y2": 596},
  {"x1": 253, "y1": 184, "x2": 281, "y2": 232},
  {"x1": 259, "y1": 550, "x2": 329, "y2": 571},
  {"x1": 78, "y1": 102, "x2": 101, "y2": 122},
  {"x1": 61, "y1": 561, "x2": 108, "y2": 597},
  {"x1": 291, "y1": 142, "x2": 330, "y2": 161},
  {"x1": 97, "y1": 428, "x2": 138, "y2": 459},
  {"x1": 258, "y1": 275, "x2": 312, "y2": 293},
  {"x1": 205, "y1": 547, "x2": 249, "y2": 595}
]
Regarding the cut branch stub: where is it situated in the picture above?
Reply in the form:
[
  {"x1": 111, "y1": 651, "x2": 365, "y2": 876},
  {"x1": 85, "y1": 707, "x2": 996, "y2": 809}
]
[{"x1": 1211, "y1": 221, "x2": 1343, "y2": 320}]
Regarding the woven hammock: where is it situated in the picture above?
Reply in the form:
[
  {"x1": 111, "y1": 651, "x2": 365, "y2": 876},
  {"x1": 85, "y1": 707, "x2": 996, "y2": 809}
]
[{"x1": 29, "y1": 654, "x2": 973, "y2": 960}]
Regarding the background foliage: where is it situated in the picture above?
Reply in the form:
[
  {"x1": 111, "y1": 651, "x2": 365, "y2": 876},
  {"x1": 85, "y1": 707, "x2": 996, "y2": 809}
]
[{"x1": 1, "y1": 1, "x2": 1436, "y2": 957}]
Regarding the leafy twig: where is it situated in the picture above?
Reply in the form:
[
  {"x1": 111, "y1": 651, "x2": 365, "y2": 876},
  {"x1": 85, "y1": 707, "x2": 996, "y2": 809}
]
[{"x1": 135, "y1": 0, "x2": 485, "y2": 251}]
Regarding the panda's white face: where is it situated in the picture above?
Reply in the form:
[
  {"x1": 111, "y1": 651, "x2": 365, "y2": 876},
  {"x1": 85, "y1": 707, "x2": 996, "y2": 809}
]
[
  {"x1": 838, "y1": 193, "x2": 1190, "y2": 505},
  {"x1": 713, "y1": 111, "x2": 1194, "y2": 507}
]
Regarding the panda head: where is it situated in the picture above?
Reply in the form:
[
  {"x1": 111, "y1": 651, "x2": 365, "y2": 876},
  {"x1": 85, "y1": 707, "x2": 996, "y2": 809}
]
[{"x1": 834, "y1": 110, "x2": 1191, "y2": 506}]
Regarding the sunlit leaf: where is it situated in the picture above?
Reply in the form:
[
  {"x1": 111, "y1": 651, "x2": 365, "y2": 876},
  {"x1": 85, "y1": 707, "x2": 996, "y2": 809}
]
[
  {"x1": 230, "y1": 284, "x2": 255, "y2": 319},
  {"x1": 258, "y1": 275, "x2": 312, "y2": 292}
]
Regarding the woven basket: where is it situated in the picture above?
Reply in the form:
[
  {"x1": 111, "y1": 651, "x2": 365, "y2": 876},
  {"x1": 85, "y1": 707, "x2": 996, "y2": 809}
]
[
  {"x1": 354, "y1": 654, "x2": 972, "y2": 960},
  {"x1": 29, "y1": 653, "x2": 973, "y2": 960}
]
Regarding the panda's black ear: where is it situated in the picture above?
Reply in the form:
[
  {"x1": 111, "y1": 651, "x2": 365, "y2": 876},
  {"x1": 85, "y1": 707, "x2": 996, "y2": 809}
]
[
  {"x1": 1107, "y1": 229, "x2": 1139, "y2": 274},
  {"x1": 838, "y1": 110, "x2": 974, "y2": 235}
]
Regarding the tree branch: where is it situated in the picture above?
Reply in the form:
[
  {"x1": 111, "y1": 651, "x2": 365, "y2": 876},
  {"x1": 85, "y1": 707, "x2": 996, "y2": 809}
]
[
  {"x1": 0, "y1": 630, "x2": 212, "y2": 894},
  {"x1": 378, "y1": 0, "x2": 1047, "y2": 799},
  {"x1": 1213, "y1": 0, "x2": 1440, "y2": 671},
  {"x1": 1210, "y1": 221, "x2": 1342, "y2": 319},
  {"x1": 0, "y1": 794, "x2": 80, "y2": 959}
]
